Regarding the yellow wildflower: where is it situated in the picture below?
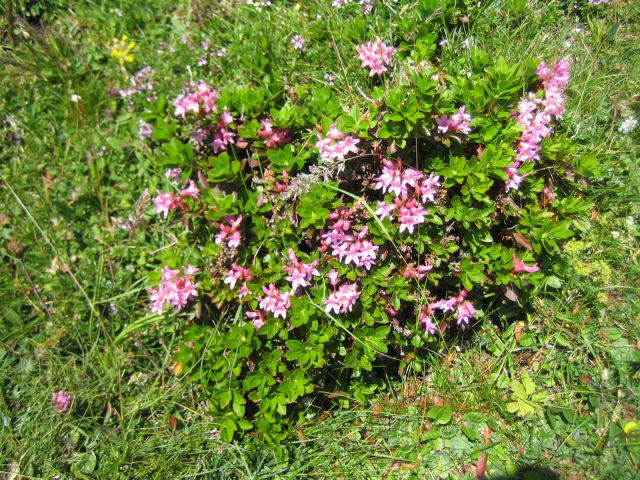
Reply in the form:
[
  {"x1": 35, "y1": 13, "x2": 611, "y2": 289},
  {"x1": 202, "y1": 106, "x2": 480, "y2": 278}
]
[{"x1": 109, "y1": 35, "x2": 135, "y2": 65}]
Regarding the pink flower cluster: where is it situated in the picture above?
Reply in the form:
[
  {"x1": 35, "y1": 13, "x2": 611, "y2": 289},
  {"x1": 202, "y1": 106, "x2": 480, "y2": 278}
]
[
  {"x1": 258, "y1": 119, "x2": 291, "y2": 148},
  {"x1": 436, "y1": 106, "x2": 472, "y2": 135},
  {"x1": 52, "y1": 390, "x2": 73, "y2": 413},
  {"x1": 536, "y1": 59, "x2": 570, "y2": 118},
  {"x1": 172, "y1": 80, "x2": 219, "y2": 118},
  {"x1": 283, "y1": 249, "x2": 320, "y2": 292},
  {"x1": 153, "y1": 180, "x2": 200, "y2": 218},
  {"x1": 506, "y1": 59, "x2": 570, "y2": 192},
  {"x1": 214, "y1": 215, "x2": 243, "y2": 249},
  {"x1": 209, "y1": 109, "x2": 236, "y2": 153},
  {"x1": 374, "y1": 158, "x2": 440, "y2": 234},
  {"x1": 258, "y1": 283, "x2": 292, "y2": 319},
  {"x1": 223, "y1": 263, "x2": 253, "y2": 298},
  {"x1": 513, "y1": 256, "x2": 540, "y2": 274},
  {"x1": 325, "y1": 282, "x2": 361, "y2": 315},
  {"x1": 431, "y1": 289, "x2": 477, "y2": 326},
  {"x1": 150, "y1": 265, "x2": 199, "y2": 314},
  {"x1": 356, "y1": 37, "x2": 396, "y2": 76},
  {"x1": 320, "y1": 207, "x2": 378, "y2": 270},
  {"x1": 316, "y1": 125, "x2": 360, "y2": 163}
]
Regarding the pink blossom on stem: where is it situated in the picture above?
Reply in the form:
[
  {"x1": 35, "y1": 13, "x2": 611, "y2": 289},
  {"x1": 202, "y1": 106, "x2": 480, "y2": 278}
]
[
  {"x1": 436, "y1": 106, "x2": 472, "y2": 135},
  {"x1": 456, "y1": 300, "x2": 476, "y2": 325},
  {"x1": 223, "y1": 263, "x2": 253, "y2": 290},
  {"x1": 214, "y1": 215, "x2": 242, "y2": 249},
  {"x1": 258, "y1": 283, "x2": 292, "y2": 319},
  {"x1": 356, "y1": 37, "x2": 396, "y2": 76},
  {"x1": 153, "y1": 181, "x2": 200, "y2": 218},
  {"x1": 320, "y1": 208, "x2": 378, "y2": 270},
  {"x1": 283, "y1": 249, "x2": 320, "y2": 292},
  {"x1": 153, "y1": 191, "x2": 180, "y2": 218},
  {"x1": 513, "y1": 256, "x2": 540, "y2": 273},
  {"x1": 325, "y1": 283, "x2": 361, "y2": 315},
  {"x1": 420, "y1": 306, "x2": 438, "y2": 335},
  {"x1": 172, "y1": 80, "x2": 219, "y2": 118},
  {"x1": 258, "y1": 119, "x2": 291, "y2": 148},
  {"x1": 149, "y1": 265, "x2": 199, "y2": 313},
  {"x1": 396, "y1": 197, "x2": 427, "y2": 234},
  {"x1": 316, "y1": 125, "x2": 359, "y2": 163}
]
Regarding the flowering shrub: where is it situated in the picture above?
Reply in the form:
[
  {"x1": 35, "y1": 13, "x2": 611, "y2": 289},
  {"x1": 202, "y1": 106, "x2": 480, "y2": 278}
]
[{"x1": 137, "y1": 33, "x2": 593, "y2": 442}]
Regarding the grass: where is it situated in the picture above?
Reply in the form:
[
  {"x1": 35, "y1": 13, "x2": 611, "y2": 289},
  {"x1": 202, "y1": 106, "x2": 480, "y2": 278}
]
[{"x1": 1, "y1": 0, "x2": 639, "y2": 478}]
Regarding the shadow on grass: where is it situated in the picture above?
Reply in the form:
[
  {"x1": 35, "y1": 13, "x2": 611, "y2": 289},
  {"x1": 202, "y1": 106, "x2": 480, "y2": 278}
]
[{"x1": 491, "y1": 466, "x2": 559, "y2": 480}]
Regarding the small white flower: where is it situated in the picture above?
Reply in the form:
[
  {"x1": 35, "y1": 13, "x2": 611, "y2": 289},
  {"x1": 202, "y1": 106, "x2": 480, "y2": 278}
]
[
  {"x1": 619, "y1": 116, "x2": 638, "y2": 135},
  {"x1": 611, "y1": 231, "x2": 620, "y2": 239},
  {"x1": 70, "y1": 94, "x2": 81, "y2": 103}
]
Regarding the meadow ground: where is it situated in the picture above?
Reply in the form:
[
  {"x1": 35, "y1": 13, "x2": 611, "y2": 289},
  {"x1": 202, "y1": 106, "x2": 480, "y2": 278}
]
[{"x1": 1, "y1": 1, "x2": 639, "y2": 478}]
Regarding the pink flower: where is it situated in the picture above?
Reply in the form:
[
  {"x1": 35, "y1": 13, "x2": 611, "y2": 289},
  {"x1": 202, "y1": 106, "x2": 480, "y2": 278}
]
[
  {"x1": 325, "y1": 283, "x2": 361, "y2": 314},
  {"x1": 507, "y1": 59, "x2": 570, "y2": 192},
  {"x1": 397, "y1": 198, "x2": 427, "y2": 234},
  {"x1": 456, "y1": 300, "x2": 476, "y2": 325},
  {"x1": 223, "y1": 263, "x2": 253, "y2": 290},
  {"x1": 153, "y1": 191, "x2": 180, "y2": 218},
  {"x1": 327, "y1": 269, "x2": 340, "y2": 286},
  {"x1": 513, "y1": 256, "x2": 540, "y2": 273},
  {"x1": 238, "y1": 282, "x2": 251, "y2": 298},
  {"x1": 431, "y1": 297, "x2": 458, "y2": 313},
  {"x1": 246, "y1": 310, "x2": 266, "y2": 329},
  {"x1": 316, "y1": 125, "x2": 359, "y2": 163},
  {"x1": 52, "y1": 391, "x2": 72, "y2": 413},
  {"x1": 320, "y1": 209, "x2": 378, "y2": 270},
  {"x1": 375, "y1": 158, "x2": 406, "y2": 197},
  {"x1": 258, "y1": 284, "x2": 292, "y2": 319},
  {"x1": 211, "y1": 128, "x2": 236, "y2": 153},
  {"x1": 420, "y1": 306, "x2": 438, "y2": 335},
  {"x1": 283, "y1": 249, "x2": 320, "y2": 291},
  {"x1": 214, "y1": 215, "x2": 243, "y2": 249},
  {"x1": 180, "y1": 180, "x2": 200, "y2": 198},
  {"x1": 436, "y1": 106, "x2": 472, "y2": 135},
  {"x1": 258, "y1": 119, "x2": 291, "y2": 148},
  {"x1": 172, "y1": 80, "x2": 219, "y2": 118},
  {"x1": 149, "y1": 265, "x2": 199, "y2": 313},
  {"x1": 356, "y1": 37, "x2": 396, "y2": 76},
  {"x1": 375, "y1": 201, "x2": 395, "y2": 220},
  {"x1": 218, "y1": 109, "x2": 234, "y2": 127}
]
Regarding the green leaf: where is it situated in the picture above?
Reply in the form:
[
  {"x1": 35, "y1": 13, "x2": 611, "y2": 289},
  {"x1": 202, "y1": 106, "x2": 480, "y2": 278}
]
[{"x1": 427, "y1": 405, "x2": 453, "y2": 425}]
